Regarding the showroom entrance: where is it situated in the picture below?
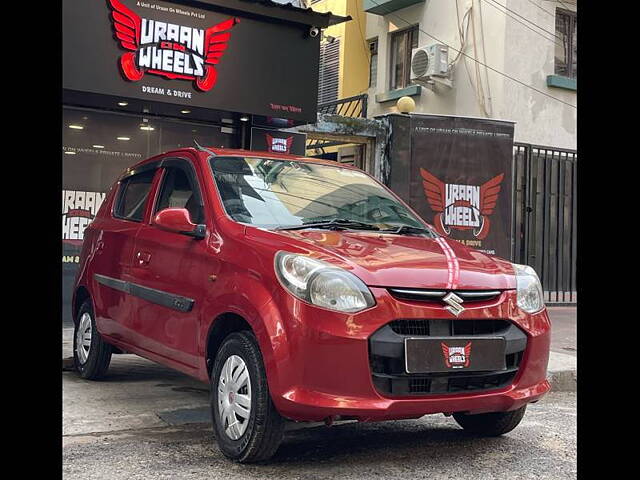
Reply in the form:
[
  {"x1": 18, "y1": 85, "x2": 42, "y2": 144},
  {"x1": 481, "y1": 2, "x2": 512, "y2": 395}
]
[
  {"x1": 62, "y1": 106, "x2": 241, "y2": 323},
  {"x1": 62, "y1": 0, "x2": 348, "y2": 322}
]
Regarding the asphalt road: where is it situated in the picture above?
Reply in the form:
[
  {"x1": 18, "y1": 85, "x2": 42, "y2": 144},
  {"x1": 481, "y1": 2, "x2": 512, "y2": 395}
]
[
  {"x1": 62, "y1": 302, "x2": 577, "y2": 479},
  {"x1": 63, "y1": 326, "x2": 576, "y2": 480},
  {"x1": 63, "y1": 392, "x2": 576, "y2": 480}
]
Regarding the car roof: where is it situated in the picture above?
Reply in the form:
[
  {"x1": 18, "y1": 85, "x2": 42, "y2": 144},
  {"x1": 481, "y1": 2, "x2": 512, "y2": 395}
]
[{"x1": 125, "y1": 147, "x2": 362, "y2": 173}]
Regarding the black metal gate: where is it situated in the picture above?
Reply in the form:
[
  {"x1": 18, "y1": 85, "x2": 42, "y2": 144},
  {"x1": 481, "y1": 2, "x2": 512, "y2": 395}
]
[{"x1": 513, "y1": 144, "x2": 577, "y2": 304}]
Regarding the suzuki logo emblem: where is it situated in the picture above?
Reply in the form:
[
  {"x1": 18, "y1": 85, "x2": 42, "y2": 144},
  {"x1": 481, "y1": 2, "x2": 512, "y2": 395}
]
[{"x1": 443, "y1": 292, "x2": 465, "y2": 316}]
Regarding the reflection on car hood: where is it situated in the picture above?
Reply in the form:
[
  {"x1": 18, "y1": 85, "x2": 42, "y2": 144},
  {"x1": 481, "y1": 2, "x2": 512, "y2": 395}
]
[{"x1": 253, "y1": 228, "x2": 516, "y2": 290}]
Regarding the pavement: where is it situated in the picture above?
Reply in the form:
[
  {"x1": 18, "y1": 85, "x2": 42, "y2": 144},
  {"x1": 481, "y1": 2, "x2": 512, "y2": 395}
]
[
  {"x1": 547, "y1": 307, "x2": 577, "y2": 356},
  {"x1": 546, "y1": 307, "x2": 577, "y2": 392},
  {"x1": 62, "y1": 307, "x2": 577, "y2": 477}
]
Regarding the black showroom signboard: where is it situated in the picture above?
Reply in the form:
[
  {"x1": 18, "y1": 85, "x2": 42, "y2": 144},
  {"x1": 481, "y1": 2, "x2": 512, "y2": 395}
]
[
  {"x1": 63, "y1": 0, "x2": 321, "y2": 122},
  {"x1": 388, "y1": 114, "x2": 514, "y2": 260},
  {"x1": 250, "y1": 127, "x2": 307, "y2": 156}
]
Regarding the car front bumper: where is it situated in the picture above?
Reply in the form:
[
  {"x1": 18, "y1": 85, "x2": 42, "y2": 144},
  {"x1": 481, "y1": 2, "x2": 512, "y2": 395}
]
[{"x1": 268, "y1": 288, "x2": 551, "y2": 422}]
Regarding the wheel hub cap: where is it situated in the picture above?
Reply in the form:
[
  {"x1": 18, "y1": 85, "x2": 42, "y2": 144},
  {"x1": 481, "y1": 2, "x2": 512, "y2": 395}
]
[
  {"x1": 217, "y1": 355, "x2": 251, "y2": 440},
  {"x1": 76, "y1": 312, "x2": 92, "y2": 364}
]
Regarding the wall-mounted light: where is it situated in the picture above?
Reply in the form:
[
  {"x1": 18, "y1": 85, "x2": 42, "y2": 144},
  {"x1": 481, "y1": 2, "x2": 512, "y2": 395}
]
[
  {"x1": 396, "y1": 96, "x2": 416, "y2": 113},
  {"x1": 64, "y1": 151, "x2": 77, "y2": 155},
  {"x1": 117, "y1": 136, "x2": 130, "y2": 141},
  {"x1": 240, "y1": 115, "x2": 249, "y2": 122},
  {"x1": 68, "y1": 124, "x2": 84, "y2": 130},
  {"x1": 118, "y1": 101, "x2": 128, "y2": 106},
  {"x1": 92, "y1": 145, "x2": 105, "y2": 149},
  {"x1": 139, "y1": 125, "x2": 155, "y2": 131},
  {"x1": 181, "y1": 109, "x2": 191, "y2": 114}
]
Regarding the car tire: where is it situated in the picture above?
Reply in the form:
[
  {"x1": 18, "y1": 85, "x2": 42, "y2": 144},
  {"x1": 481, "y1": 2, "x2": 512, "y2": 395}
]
[
  {"x1": 453, "y1": 405, "x2": 527, "y2": 436},
  {"x1": 210, "y1": 331, "x2": 285, "y2": 463},
  {"x1": 73, "y1": 298, "x2": 112, "y2": 380}
]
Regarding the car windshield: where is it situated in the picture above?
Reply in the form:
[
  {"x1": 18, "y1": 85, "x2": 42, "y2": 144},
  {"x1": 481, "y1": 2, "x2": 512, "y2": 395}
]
[{"x1": 209, "y1": 156, "x2": 430, "y2": 232}]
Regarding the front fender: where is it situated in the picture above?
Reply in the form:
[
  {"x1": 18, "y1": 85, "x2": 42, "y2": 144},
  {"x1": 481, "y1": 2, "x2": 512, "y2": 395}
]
[{"x1": 198, "y1": 273, "x2": 290, "y2": 393}]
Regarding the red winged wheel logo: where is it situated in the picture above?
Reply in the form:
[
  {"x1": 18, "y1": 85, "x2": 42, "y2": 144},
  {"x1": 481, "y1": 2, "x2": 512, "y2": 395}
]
[
  {"x1": 266, "y1": 135, "x2": 294, "y2": 154},
  {"x1": 107, "y1": 0, "x2": 239, "y2": 91},
  {"x1": 441, "y1": 342, "x2": 472, "y2": 369},
  {"x1": 420, "y1": 168, "x2": 504, "y2": 239}
]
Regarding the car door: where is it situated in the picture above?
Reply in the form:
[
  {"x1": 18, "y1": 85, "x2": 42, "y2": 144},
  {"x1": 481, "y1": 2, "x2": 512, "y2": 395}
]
[
  {"x1": 127, "y1": 156, "x2": 211, "y2": 372},
  {"x1": 90, "y1": 165, "x2": 160, "y2": 342}
]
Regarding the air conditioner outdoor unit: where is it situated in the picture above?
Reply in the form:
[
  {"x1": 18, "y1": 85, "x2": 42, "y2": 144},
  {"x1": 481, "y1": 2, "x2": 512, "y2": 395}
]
[{"x1": 410, "y1": 43, "x2": 449, "y2": 86}]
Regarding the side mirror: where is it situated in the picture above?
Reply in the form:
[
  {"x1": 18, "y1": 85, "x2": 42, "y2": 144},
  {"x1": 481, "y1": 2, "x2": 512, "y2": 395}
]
[{"x1": 153, "y1": 208, "x2": 206, "y2": 239}]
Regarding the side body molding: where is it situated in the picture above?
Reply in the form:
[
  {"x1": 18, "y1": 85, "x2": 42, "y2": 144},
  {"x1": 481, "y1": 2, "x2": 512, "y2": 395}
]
[{"x1": 94, "y1": 274, "x2": 195, "y2": 313}]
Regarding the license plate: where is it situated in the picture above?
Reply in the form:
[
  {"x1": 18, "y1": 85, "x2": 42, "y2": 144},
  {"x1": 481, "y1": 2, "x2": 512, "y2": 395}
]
[{"x1": 404, "y1": 337, "x2": 506, "y2": 374}]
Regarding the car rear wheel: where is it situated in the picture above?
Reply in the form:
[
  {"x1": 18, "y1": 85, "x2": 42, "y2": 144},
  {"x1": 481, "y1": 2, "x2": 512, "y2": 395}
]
[
  {"x1": 73, "y1": 299, "x2": 112, "y2": 380},
  {"x1": 453, "y1": 405, "x2": 527, "y2": 436},
  {"x1": 210, "y1": 331, "x2": 285, "y2": 463}
]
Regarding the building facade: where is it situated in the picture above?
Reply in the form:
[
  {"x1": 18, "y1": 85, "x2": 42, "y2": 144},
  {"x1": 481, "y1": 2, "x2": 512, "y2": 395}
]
[
  {"x1": 364, "y1": 0, "x2": 576, "y2": 150},
  {"x1": 299, "y1": 0, "x2": 577, "y2": 302},
  {"x1": 62, "y1": 0, "x2": 345, "y2": 319},
  {"x1": 305, "y1": 0, "x2": 371, "y2": 163},
  {"x1": 311, "y1": 0, "x2": 370, "y2": 102}
]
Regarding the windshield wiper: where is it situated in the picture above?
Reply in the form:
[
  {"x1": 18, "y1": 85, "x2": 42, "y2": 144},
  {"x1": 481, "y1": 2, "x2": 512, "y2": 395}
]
[
  {"x1": 379, "y1": 225, "x2": 437, "y2": 237},
  {"x1": 275, "y1": 218, "x2": 382, "y2": 231}
]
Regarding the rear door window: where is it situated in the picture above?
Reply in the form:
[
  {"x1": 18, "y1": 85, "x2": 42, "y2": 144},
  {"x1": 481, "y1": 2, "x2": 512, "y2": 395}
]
[{"x1": 114, "y1": 170, "x2": 156, "y2": 222}]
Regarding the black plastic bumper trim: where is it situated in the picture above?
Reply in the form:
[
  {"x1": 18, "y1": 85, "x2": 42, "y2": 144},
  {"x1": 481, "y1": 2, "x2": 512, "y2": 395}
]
[{"x1": 368, "y1": 319, "x2": 527, "y2": 396}]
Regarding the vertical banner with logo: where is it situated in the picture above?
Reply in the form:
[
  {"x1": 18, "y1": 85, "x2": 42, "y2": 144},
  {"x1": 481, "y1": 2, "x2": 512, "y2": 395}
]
[
  {"x1": 250, "y1": 127, "x2": 307, "y2": 156},
  {"x1": 407, "y1": 115, "x2": 514, "y2": 259}
]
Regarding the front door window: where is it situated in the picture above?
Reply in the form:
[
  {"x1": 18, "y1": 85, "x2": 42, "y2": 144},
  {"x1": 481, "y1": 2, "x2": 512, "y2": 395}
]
[{"x1": 155, "y1": 166, "x2": 204, "y2": 224}]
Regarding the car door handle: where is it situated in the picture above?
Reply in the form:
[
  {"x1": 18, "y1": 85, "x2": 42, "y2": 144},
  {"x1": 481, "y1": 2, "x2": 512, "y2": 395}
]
[{"x1": 136, "y1": 251, "x2": 151, "y2": 266}]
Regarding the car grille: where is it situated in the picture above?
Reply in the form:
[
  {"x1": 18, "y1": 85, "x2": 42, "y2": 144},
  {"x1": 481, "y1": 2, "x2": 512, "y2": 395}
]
[
  {"x1": 369, "y1": 319, "x2": 527, "y2": 396},
  {"x1": 388, "y1": 288, "x2": 502, "y2": 304},
  {"x1": 389, "y1": 319, "x2": 511, "y2": 336},
  {"x1": 408, "y1": 370, "x2": 519, "y2": 394}
]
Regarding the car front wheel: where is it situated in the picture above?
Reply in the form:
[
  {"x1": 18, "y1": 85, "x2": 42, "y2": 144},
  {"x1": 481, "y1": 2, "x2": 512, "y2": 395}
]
[
  {"x1": 73, "y1": 299, "x2": 112, "y2": 380},
  {"x1": 453, "y1": 405, "x2": 527, "y2": 436},
  {"x1": 210, "y1": 331, "x2": 285, "y2": 463}
]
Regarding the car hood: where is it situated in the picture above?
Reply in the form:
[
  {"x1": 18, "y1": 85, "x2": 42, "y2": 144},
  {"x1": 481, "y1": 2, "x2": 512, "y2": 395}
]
[{"x1": 250, "y1": 228, "x2": 517, "y2": 290}]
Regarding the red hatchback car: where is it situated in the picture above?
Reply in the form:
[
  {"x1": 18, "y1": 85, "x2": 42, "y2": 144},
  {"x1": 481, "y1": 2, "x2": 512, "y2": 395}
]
[{"x1": 72, "y1": 147, "x2": 550, "y2": 462}]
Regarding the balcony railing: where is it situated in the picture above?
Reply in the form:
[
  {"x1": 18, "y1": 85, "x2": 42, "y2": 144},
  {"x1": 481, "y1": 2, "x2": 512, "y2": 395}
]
[
  {"x1": 307, "y1": 94, "x2": 369, "y2": 152},
  {"x1": 317, "y1": 93, "x2": 368, "y2": 118}
]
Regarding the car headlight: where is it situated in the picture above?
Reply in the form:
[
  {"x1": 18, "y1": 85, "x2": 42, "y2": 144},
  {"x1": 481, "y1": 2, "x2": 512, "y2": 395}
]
[
  {"x1": 513, "y1": 263, "x2": 544, "y2": 313},
  {"x1": 274, "y1": 251, "x2": 375, "y2": 313}
]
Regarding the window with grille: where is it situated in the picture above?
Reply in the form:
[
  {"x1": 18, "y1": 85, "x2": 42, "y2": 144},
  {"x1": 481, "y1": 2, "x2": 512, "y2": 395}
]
[
  {"x1": 555, "y1": 9, "x2": 577, "y2": 79},
  {"x1": 318, "y1": 39, "x2": 340, "y2": 104},
  {"x1": 389, "y1": 25, "x2": 418, "y2": 90},
  {"x1": 368, "y1": 38, "x2": 378, "y2": 88}
]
